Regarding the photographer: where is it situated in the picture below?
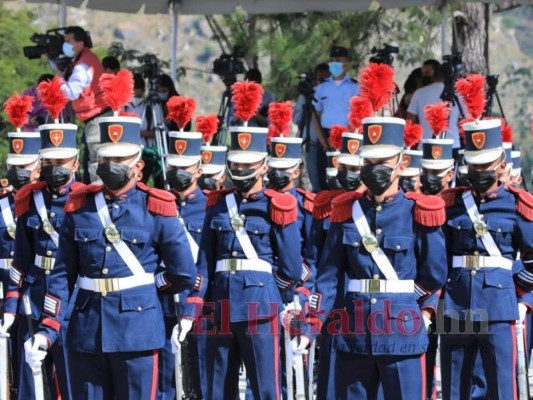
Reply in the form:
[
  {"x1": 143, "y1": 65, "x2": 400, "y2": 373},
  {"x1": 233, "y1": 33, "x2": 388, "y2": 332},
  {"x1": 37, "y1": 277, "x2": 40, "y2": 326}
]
[
  {"x1": 313, "y1": 46, "x2": 360, "y2": 191},
  {"x1": 407, "y1": 63, "x2": 466, "y2": 155},
  {"x1": 55, "y1": 26, "x2": 110, "y2": 183}
]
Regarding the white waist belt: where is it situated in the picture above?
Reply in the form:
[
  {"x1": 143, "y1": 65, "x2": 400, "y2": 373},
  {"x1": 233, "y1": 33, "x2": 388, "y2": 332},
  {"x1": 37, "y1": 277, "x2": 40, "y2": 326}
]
[
  {"x1": 78, "y1": 273, "x2": 155, "y2": 293},
  {"x1": 215, "y1": 259, "x2": 272, "y2": 273},
  {"x1": 452, "y1": 255, "x2": 513, "y2": 270},
  {"x1": 0, "y1": 259, "x2": 12, "y2": 270},
  {"x1": 348, "y1": 279, "x2": 415, "y2": 294},
  {"x1": 34, "y1": 255, "x2": 55, "y2": 270}
]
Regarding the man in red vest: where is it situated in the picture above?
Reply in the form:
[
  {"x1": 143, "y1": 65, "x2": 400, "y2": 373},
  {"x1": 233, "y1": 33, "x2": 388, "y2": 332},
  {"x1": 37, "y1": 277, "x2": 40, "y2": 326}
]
[{"x1": 56, "y1": 26, "x2": 110, "y2": 183}]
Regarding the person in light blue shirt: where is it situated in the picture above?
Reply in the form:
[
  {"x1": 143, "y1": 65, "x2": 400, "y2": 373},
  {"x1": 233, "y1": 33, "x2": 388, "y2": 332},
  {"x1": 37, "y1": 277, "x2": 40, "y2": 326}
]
[{"x1": 313, "y1": 46, "x2": 360, "y2": 191}]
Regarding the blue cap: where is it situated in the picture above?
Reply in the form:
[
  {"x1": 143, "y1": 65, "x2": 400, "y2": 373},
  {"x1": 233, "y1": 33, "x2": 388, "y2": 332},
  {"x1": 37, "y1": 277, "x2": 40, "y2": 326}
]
[
  {"x1": 400, "y1": 150, "x2": 423, "y2": 177},
  {"x1": 463, "y1": 119, "x2": 503, "y2": 165},
  {"x1": 326, "y1": 151, "x2": 340, "y2": 177},
  {"x1": 39, "y1": 123, "x2": 78, "y2": 159},
  {"x1": 227, "y1": 127, "x2": 268, "y2": 164},
  {"x1": 360, "y1": 117, "x2": 405, "y2": 158},
  {"x1": 420, "y1": 138, "x2": 454, "y2": 170},
  {"x1": 97, "y1": 116, "x2": 143, "y2": 158},
  {"x1": 167, "y1": 132, "x2": 202, "y2": 167},
  {"x1": 338, "y1": 132, "x2": 362, "y2": 166},
  {"x1": 503, "y1": 143, "x2": 513, "y2": 172},
  {"x1": 7, "y1": 132, "x2": 41, "y2": 166},
  {"x1": 511, "y1": 150, "x2": 521, "y2": 170},
  {"x1": 201, "y1": 145, "x2": 227, "y2": 174},
  {"x1": 268, "y1": 137, "x2": 303, "y2": 169},
  {"x1": 330, "y1": 46, "x2": 351, "y2": 59}
]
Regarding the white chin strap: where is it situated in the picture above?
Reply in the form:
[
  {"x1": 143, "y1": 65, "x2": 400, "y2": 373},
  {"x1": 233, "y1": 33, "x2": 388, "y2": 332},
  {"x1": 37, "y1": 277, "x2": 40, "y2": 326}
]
[{"x1": 227, "y1": 159, "x2": 266, "y2": 181}]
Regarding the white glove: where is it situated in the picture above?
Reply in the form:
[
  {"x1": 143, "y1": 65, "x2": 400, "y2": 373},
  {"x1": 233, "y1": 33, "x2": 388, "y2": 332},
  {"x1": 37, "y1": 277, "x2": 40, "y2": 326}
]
[
  {"x1": 290, "y1": 335, "x2": 310, "y2": 356},
  {"x1": 170, "y1": 319, "x2": 194, "y2": 353},
  {"x1": 423, "y1": 315, "x2": 432, "y2": 333},
  {"x1": 518, "y1": 303, "x2": 528, "y2": 324},
  {"x1": 280, "y1": 301, "x2": 302, "y2": 331},
  {"x1": 0, "y1": 314, "x2": 15, "y2": 338},
  {"x1": 24, "y1": 334, "x2": 48, "y2": 373}
]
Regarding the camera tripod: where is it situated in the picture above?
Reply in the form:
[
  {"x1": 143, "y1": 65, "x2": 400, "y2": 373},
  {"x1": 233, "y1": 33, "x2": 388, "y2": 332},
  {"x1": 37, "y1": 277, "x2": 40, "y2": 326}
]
[
  {"x1": 214, "y1": 78, "x2": 236, "y2": 146},
  {"x1": 484, "y1": 75, "x2": 506, "y2": 120},
  {"x1": 146, "y1": 90, "x2": 169, "y2": 190}
]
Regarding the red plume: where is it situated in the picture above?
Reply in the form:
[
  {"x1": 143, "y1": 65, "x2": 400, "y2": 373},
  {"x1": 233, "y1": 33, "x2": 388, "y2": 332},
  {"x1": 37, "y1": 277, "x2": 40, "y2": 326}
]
[
  {"x1": 118, "y1": 111, "x2": 139, "y2": 118},
  {"x1": 403, "y1": 120, "x2": 423, "y2": 149},
  {"x1": 268, "y1": 102, "x2": 293, "y2": 137},
  {"x1": 167, "y1": 96, "x2": 196, "y2": 130},
  {"x1": 4, "y1": 94, "x2": 33, "y2": 129},
  {"x1": 454, "y1": 74, "x2": 486, "y2": 120},
  {"x1": 195, "y1": 114, "x2": 219, "y2": 144},
  {"x1": 37, "y1": 77, "x2": 68, "y2": 121},
  {"x1": 329, "y1": 125, "x2": 348, "y2": 151},
  {"x1": 358, "y1": 63, "x2": 396, "y2": 113},
  {"x1": 424, "y1": 102, "x2": 450, "y2": 137},
  {"x1": 99, "y1": 70, "x2": 134, "y2": 112},
  {"x1": 231, "y1": 81, "x2": 264, "y2": 123},
  {"x1": 500, "y1": 118, "x2": 513, "y2": 143},
  {"x1": 348, "y1": 96, "x2": 373, "y2": 132},
  {"x1": 458, "y1": 117, "x2": 476, "y2": 145}
]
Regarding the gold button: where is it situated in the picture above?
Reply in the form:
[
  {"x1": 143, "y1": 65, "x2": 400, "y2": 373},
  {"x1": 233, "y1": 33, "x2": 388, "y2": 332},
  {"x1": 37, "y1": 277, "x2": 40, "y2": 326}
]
[
  {"x1": 113, "y1": 204, "x2": 119, "y2": 209},
  {"x1": 376, "y1": 229, "x2": 382, "y2": 235},
  {"x1": 373, "y1": 274, "x2": 379, "y2": 280},
  {"x1": 498, "y1": 284, "x2": 502, "y2": 288},
  {"x1": 354, "y1": 242, "x2": 359, "y2": 246},
  {"x1": 105, "y1": 246, "x2": 112, "y2": 252},
  {"x1": 230, "y1": 271, "x2": 236, "y2": 275},
  {"x1": 474, "y1": 251, "x2": 479, "y2": 255},
  {"x1": 46, "y1": 250, "x2": 52, "y2": 256},
  {"x1": 52, "y1": 194, "x2": 57, "y2": 199},
  {"x1": 395, "y1": 245, "x2": 401, "y2": 250},
  {"x1": 45, "y1": 270, "x2": 51, "y2": 275},
  {"x1": 242, "y1": 199, "x2": 248, "y2": 204},
  {"x1": 181, "y1": 202, "x2": 186, "y2": 207},
  {"x1": 370, "y1": 298, "x2": 377, "y2": 305},
  {"x1": 471, "y1": 270, "x2": 477, "y2": 276},
  {"x1": 10, "y1": 251, "x2": 14, "y2": 256},
  {"x1": 218, "y1": 227, "x2": 222, "y2": 231},
  {"x1": 137, "y1": 306, "x2": 142, "y2": 311},
  {"x1": 101, "y1": 292, "x2": 107, "y2": 297},
  {"x1": 497, "y1": 228, "x2": 502, "y2": 233},
  {"x1": 259, "y1": 282, "x2": 264, "y2": 287},
  {"x1": 254, "y1": 230, "x2": 259, "y2": 234},
  {"x1": 447, "y1": 278, "x2": 451, "y2": 283},
  {"x1": 240, "y1": 214, "x2": 245, "y2": 219},
  {"x1": 35, "y1": 225, "x2": 40, "y2": 229},
  {"x1": 376, "y1": 205, "x2": 382, "y2": 212},
  {"x1": 84, "y1": 238, "x2": 88, "y2": 242},
  {"x1": 457, "y1": 226, "x2": 462, "y2": 230},
  {"x1": 50, "y1": 212, "x2": 56, "y2": 218},
  {"x1": 102, "y1": 268, "x2": 109, "y2": 275},
  {"x1": 232, "y1": 251, "x2": 237, "y2": 257},
  {"x1": 132, "y1": 239, "x2": 137, "y2": 244},
  {"x1": 480, "y1": 199, "x2": 485, "y2": 203},
  {"x1": 197, "y1": 229, "x2": 201, "y2": 233}
]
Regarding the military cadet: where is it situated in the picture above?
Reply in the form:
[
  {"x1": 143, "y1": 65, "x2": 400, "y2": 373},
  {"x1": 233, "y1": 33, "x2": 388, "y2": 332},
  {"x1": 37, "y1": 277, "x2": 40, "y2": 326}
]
[
  {"x1": 509, "y1": 150, "x2": 523, "y2": 187},
  {"x1": 439, "y1": 117, "x2": 533, "y2": 400},
  {"x1": 1, "y1": 118, "x2": 81, "y2": 399},
  {"x1": 22, "y1": 111, "x2": 196, "y2": 399},
  {"x1": 398, "y1": 149, "x2": 423, "y2": 193},
  {"x1": 199, "y1": 146, "x2": 228, "y2": 191},
  {"x1": 195, "y1": 123, "x2": 302, "y2": 399},
  {"x1": 455, "y1": 149, "x2": 470, "y2": 188},
  {"x1": 158, "y1": 130, "x2": 207, "y2": 399},
  {"x1": 325, "y1": 151, "x2": 342, "y2": 190},
  {"x1": 299, "y1": 115, "x2": 448, "y2": 399},
  {"x1": 498, "y1": 142, "x2": 513, "y2": 186}
]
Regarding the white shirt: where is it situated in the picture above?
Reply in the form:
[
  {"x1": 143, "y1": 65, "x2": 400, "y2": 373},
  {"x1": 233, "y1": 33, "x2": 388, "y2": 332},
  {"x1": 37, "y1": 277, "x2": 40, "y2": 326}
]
[
  {"x1": 125, "y1": 100, "x2": 153, "y2": 147},
  {"x1": 60, "y1": 63, "x2": 93, "y2": 101},
  {"x1": 407, "y1": 82, "x2": 467, "y2": 148}
]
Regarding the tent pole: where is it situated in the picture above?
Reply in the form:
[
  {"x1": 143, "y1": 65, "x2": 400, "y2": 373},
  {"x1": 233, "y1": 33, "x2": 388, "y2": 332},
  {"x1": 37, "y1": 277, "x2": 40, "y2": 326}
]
[
  {"x1": 59, "y1": 0, "x2": 67, "y2": 27},
  {"x1": 441, "y1": 0, "x2": 449, "y2": 56},
  {"x1": 171, "y1": 0, "x2": 181, "y2": 83}
]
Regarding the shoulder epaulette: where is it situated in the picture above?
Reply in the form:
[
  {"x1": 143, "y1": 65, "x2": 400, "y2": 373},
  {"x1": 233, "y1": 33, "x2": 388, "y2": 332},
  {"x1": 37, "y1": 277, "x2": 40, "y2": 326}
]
[
  {"x1": 137, "y1": 182, "x2": 177, "y2": 217},
  {"x1": 405, "y1": 192, "x2": 446, "y2": 227},
  {"x1": 507, "y1": 185, "x2": 533, "y2": 221},
  {"x1": 313, "y1": 190, "x2": 343, "y2": 220},
  {"x1": 439, "y1": 186, "x2": 469, "y2": 208},
  {"x1": 70, "y1": 182, "x2": 86, "y2": 191},
  {"x1": 64, "y1": 183, "x2": 103, "y2": 213},
  {"x1": 206, "y1": 188, "x2": 234, "y2": 210},
  {"x1": 264, "y1": 189, "x2": 298, "y2": 227},
  {"x1": 14, "y1": 182, "x2": 47, "y2": 217},
  {"x1": 296, "y1": 188, "x2": 316, "y2": 214},
  {"x1": 330, "y1": 191, "x2": 364, "y2": 223}
]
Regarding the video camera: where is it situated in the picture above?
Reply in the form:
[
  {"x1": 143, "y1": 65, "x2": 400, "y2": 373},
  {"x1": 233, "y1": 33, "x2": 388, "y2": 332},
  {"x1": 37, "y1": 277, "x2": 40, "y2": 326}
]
[
  {"x1": 213, "y1": 46, "x2": 245, "y2": 87},
  {"x1": 23, "y1": 28, "x2": 66, "y2": 60},
  {"x1": 440, "y1": 52, "x2": 465, "y2": 103},
  {"x1": 369, "y1": 43, "x2": 399, "y2": 66},
  {"x1": 140, "y1": 54, "x2": 163, "y2": 95},
  {"x1": 297, "y1": 72, "x2": 315, "y2": 98}
]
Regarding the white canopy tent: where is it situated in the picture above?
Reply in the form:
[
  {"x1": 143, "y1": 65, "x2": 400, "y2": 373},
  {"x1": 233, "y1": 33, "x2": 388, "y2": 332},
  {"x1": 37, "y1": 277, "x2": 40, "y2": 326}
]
[{"x1": 14, "y1": 0, "x2": 533, "y2": 80}]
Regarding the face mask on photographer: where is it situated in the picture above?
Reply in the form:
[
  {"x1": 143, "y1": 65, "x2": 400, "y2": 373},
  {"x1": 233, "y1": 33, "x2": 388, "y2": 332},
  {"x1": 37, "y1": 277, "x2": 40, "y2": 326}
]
[
  {"x1": 97, "y1": 153, "x2": 140, "y2": 191},
  {"x1": 328, "y1": 62, "x2": 344, "y2": 79},
  {"x1": 131, "y1": 96, "x2": 144, "y2": 107},
  {"x1": 159, "y1": 92, "x2": 169, "y2": 101},
  {"x1": 62, "y1": 42, "x2": 76, "y2": 58}
]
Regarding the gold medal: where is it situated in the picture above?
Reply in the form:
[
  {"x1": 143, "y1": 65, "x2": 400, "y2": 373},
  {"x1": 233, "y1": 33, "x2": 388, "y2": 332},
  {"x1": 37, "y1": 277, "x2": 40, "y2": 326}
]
[
  {"x1": 231, "y1": 214, "x2": 245, "y2": 231},
  {"x1": 42, "y1": 219, "x2": 56, "y2": 235},
  {"x1": 473, "y1": 216, "x2": 488, "y2": 237},
  {"x1": 6, "y1": 223, "x2": 16, "y2": 239},
  {"x1": 362, "y1": 233, "x2": 379, "y2": 253},
  {"x1": 104, "y1": 223, "x2": 120, "y2": 243}
]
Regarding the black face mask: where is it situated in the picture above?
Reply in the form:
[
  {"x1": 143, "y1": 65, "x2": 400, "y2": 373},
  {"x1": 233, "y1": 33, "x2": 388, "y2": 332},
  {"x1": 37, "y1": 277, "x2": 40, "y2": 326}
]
[
  {"x1": 267, "y1": 169, "x2": 292, "y2": 190},
  {"x1": 421, "y1": 76, "x2": 433, "y2": 86},
  {"x1": 360, "y1": 163, "x2": 395, "y2": 196},
  {"x1": 198, "y1": 175, "x2": 219, "y2": 191},
  {"x1": 229, "y1": 168, "x2": 259, "y2": 193},
  {"x1": 336, "y1": 170, "x2": 361, "y2": 192},
  {"x1": 7, "y1": 168, "x2": 32, "y2": 190},
  {"x1": 327, "y1": 176, "x2": 343, "y2": 190},
  {"x1": 455, "y1": 175, "x2": 471, "y2": 188},
  {"x1": 420, "y1": 174, "x2": 444, "y2": 195},
  {"x1": 167, "y1": 169, "x2": 194, "y2": 192},
  {"x1": 97, "y1": 162, "x2": 132, "y2": 191},
  {"x1": 467, "y1": 168, "x2": 498, "y2": 194},
  {"x1": 40, "y1": 165, "x2": 71, "y2": 189},
  {"x1": 399, "y1": 176, "x2": 417, "y2": 193}
]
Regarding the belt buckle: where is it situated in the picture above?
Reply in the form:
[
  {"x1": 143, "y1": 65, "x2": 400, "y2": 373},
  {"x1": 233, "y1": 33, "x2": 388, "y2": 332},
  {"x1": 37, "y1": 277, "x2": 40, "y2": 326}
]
[
  {"x1": 227, "y1": 259, "x2": 239, "y2": 273},
  {"x1": 368, "y1": 279, "x2": 381, "y2": 293},
  {"x1": 42, "y1": 257, "x2": 54, "y2": 271},
  {"x1": 465, "y1": 255, "x2": 479, "y2": 269}
]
